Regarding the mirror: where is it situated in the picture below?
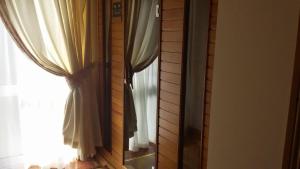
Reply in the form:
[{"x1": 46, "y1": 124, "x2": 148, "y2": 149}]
[
  {"x1": 123, "y1": 0, "x2": 160, "y2": 169},
  {"x1": 182, "y1": 0, "x2": 211, "y2": 168}
]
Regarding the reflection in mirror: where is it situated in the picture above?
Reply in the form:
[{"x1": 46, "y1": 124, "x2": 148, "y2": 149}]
[
  {"x1": 123, "y1": 0, "x2": 160, "y2": 169},
  {"x1": 182, "y1": 0, "x2": 211, "y2": 168}
]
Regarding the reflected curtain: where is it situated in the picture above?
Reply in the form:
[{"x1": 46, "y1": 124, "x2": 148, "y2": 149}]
[
  {"x1": 0, "y1": 0, "x2": 103, "y2": 159},
  {"x1": 124, "y1": 0, "x2": 159, "y2": 150},
  {"x1": 129, "y1": 59, "x2": 158, "y2": 151}
]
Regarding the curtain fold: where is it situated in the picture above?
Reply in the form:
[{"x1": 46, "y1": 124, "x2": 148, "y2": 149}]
[
  {"x1": 129, "y1": 58, "x2": 158, "y2": 151},
  {"x1": 0, "y1": 0, "x2": 103, "y2": 159},
  {"x1": 124, "y1": 0, "x2": 159, "y2": 150}
]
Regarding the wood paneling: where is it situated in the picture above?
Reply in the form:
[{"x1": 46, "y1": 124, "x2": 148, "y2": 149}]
[
  {"x1": 160, "y1": 109, "x2": 179, "y2": 125},
  {"x1": 160, "y1": 71, "x2": 181, "y2": 84},
  {"x1": 162, "y1": 9, "x2": 184, "y2": 21},
  {"x1": 157, "y1": 0, "x2": 185, "y2": 168},
  {"x1": 160, "y1": 81, "x2": 181, "y2": 95},
  {"x1": 161, "y1": 52, "x2": 182, "y2": 64},
  {"x1": 158, "y1": 154, "x2": 177, "y2": 169},
  {"x1": 98, "y1": 0, "x2": 124, "y2": 168},
  {"x1": 160, "y1": 100, "x2": 180, "y2": 115},
  {"x1": 163, "y1": 0, "x2": 184, "y2": 10}
]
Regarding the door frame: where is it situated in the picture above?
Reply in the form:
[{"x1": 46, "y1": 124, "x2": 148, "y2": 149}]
[{"x1": 282, "y1": 13, "x2": 300, "y2": 169}]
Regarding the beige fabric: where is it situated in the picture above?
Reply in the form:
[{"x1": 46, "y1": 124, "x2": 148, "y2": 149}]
[
  {"x1": 126, "y1": 0, "x2": 159, "y2": 74},
  {"x1": 0, "y1": 0, "x2": 103, "y2": 159},
  {"x1": 129, "y1": 0, "x2": 159, "y2": 71}
]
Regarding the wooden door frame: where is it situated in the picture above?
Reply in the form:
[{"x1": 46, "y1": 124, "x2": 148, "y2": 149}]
[{"x1": 282, "y1": 12, "x2": 300, "y2": 169}]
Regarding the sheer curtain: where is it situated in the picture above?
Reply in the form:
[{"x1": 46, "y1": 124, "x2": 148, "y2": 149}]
[
  {"x1": 0, "y1": 20, "x2": 22, "y2": 160},
  {"x1": 0, "y1": 0, "x2": 103, "y2": 159},
  {"x1": 0, "y1": 21, "x2": 76, "y2": 168},
  {"x1": 129, "y1": 59, "x2": 158, "y2": 151}
]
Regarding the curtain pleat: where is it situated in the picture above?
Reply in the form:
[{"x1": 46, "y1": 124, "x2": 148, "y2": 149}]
[{"x1": 0, "y1": 0, "x2": 103, "y2": 160}]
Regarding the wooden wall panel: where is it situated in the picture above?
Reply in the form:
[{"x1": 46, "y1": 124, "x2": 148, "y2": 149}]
[
  {"x1": 157, "y1": 0, "x2": 185, "y2": 168},
  {"x1": 98, "y1": 0, "x2": 124, "y2": 168}
]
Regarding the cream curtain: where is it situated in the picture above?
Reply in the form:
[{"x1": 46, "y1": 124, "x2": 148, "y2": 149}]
[
  {"x1": 0, "y1": 0, "x2": 103, "y2": 159},
  {"x1": 124, "y1": 0, "x2": 159, "y2": 149}
]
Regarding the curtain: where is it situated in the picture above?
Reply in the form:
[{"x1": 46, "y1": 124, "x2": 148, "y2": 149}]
[
  {"x1": 129, "y1": 58, "x2": 158, "y2": 151},
  {"x1": 0, "y1": 21, "x2": 22, "y2": 159},
  {"x1": 0, "y1": 21, "x2": 75, "y2": 168},
  {"x1": 124, "y1": 0, "x2": 159, "y2": 149},
  {"x1": 184, "y1": 0, "x2": 210, "y2": 132},
  {"x1": 0, "y1": 0, "x2": 103, "y2": 159}
]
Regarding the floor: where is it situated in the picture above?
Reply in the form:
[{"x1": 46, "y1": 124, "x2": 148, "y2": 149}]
[
  {"x1": 124, "y1": 143, "x2": 156, "y2": 161},
  {"x1": 124, "y1": 154, "x2": 155, "y2": 169},
  {"x1": 124, "y1": 143, "x2": 156, "y2": 169},
  {"x1": 183, "y1": 128, "x2": 202, "y2": 169},
  {"x1": 0, "y1": 155, "x2": 105, "y2": 169}
]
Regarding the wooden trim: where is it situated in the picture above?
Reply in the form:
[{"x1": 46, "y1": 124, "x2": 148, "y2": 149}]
[
  {"x1": 282, "y1": 13, "x2": 300, "y2": 169},
  {"x1": 156, "y1": 0, "x2": 163, "y2": 168},
  {"x1": 102, "y1": 0, "x2": 112, "y2": 152},
  {"x1": 177, "y1": 0, "x2": 190, "y2": 168},
  {"x1": 200, "y1": 1, "x2": 218, "y2": 168}
]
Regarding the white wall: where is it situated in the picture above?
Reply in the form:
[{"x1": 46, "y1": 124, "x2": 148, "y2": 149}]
[{"x1": 207, "y1": 1, "x2": 299, "y2": 169}]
